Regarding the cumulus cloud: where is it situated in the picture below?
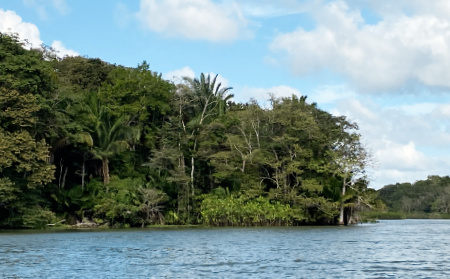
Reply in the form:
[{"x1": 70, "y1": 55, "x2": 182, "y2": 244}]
[
  {"x1": 310, "y1": 84, "x2": 356, "y2": 105},
  {"x1": 234, "y1": 85, "x2": 301, "y2": 107},
  {"x1": 136, "y1": 0, "x2": 251, "y2": 42},
  {"x1": 376, "y1": 141, "x2": 431, "y2": 172},
  {"x1": 347, "y1": 0, "x2": 450, "y2": 20},
  {"x1": 0, "y1": 9, "x2": 42, "y2": 48},
  {"x1": 206, "y1": 72, "x2": 231, "y2": 89},
  {"x1": 331, "y1": 93, "x2": 450, "y2": 189},
  {"x1": 433, "y1": 104, "x2": 450, "y2": 119},
  {"x1": 51, "y1": 40, "x2": 78, "y2": 57},
  {"x1": 269, "y1": 0, "x2": 450, "y2": 92},
  {"x1": 164, "y1": 67, "x2": 230, "y2": 96},
  {"x1": 164, "y1": 66, "x2": 196, "y2": 83},
  {"x1": 0, "y1": 9, "x2": 78, "y2": 57}
]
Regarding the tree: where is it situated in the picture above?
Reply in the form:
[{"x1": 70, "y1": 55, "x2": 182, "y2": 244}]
[
  {"x1": 97, "y1": 62, "x2": 174, "y2": 148},
  {"x1": 0, "y1": 33, "x2": 56, "y2": 227},
  {"x1": 326, "y1": 123, "x2": 372, "y2": 225},
  {"x1": 378, "y1": 176, "x2": 450, "y2": 216},
  {"x1": 182, "y1": 73, "x2": 233, "y2": 193},
  {"x1": 55, "y1": 56, "x2": 113, "y2": 94},
  {"x1": 87, "y1": 100, "x2": 137, "y2": 186},
  {"x1": 1, "y1": 31, "x2": 383, "y2": 228},
  {"x1": 138, "y1": 187, "x2": 167, "y2": 225}
]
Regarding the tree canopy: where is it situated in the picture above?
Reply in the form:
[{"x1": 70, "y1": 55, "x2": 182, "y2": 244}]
[
  {"x1": 378, "y1": 175, "x2": 450, "y2": 216},
  {"x1": 0, "y1": 33, "x2": 379, "y2": 228}
]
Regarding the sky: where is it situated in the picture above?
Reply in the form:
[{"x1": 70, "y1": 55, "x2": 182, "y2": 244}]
[{"x1": 1, "y1": 0, "x2": 450, "y2": 189}]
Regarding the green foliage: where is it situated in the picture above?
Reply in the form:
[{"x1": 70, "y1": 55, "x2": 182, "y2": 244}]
[
  {"x1": 97, "y1": 62, "x2": 174, "y2": 149},
  {"x1": 0, "y1": 130, "x2": 54, "y2": 187},
  {"x1": 0, "y1": 33, "x2": 56, "y2": 228},
  {"x1": 55, "y1": 56, "x2": 113, "y2": 94},
  {"x1": 92, "y1": 176, "x2": 168, "y2": 227},
  {"x1": 201, "y1": 194, "x2": 304, "y2": 226},
  {"x1": 0, "y1": 88, "x2": 39, "y2": 129},
  {"x1": 378, "y1": 175, "x2": 450, "y2": 215},
  {"x1": 0, "y1": 32, "x2": 376, "y2": 228},
  {"x1": 138, "y1": 187, "x2": 168, "y2": 225},
  {"x1": 0, "y1": 178, "x2": 18, "y2": 204},
  {"x1": 21, "y1": 206, "x2": 57, "y2": 229},
  {"x1": 93, "y1": 176, "x2": 141, "y2": 224},
  {"x1": 0, "y1": 33, "x2": 55, "y2": 96}
]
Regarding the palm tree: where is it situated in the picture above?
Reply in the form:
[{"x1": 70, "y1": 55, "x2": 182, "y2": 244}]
[
  {"x1": 185, "y1": 73, "x2": 233, "y2": 124},
  {"x1": 91, "y1": 112, "x2": 136, "y2": 186},
  {"x1": 182, "y1": 73, "x2": 233, "y2": 193},
  {"x1": 81, "y1": 94, "x2": 138, "y2": 186}
]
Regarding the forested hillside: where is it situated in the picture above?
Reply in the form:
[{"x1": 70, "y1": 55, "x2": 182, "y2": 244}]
[
  {"x1": 378, "y1": 175, "x2": 450, "y2": 216},
  {"x1": 0, "y1": 33, "x2": 381, "y2": 228}
]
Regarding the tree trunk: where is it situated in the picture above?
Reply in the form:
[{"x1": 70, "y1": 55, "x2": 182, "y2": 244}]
[
  {"x1": 102, "y1": 157, "x2": 110, "y2": 186},
  {"x1": 190, "y1": 139, "x2": 197, "y2": 196},
  {"x1": 81, "y1": 155, "x2": 86, "y2": 191},
  {"x1": 339, "y1": 203, "x2": 345, "y2": 225},
  {"x1": 190, "y1": 155, "x2": 195, "y2": 195},
  {"x1": 61, "y1": 166, "x2": 68, "y2": 189},
  {"x1": 58, "y1": 158, "x2": 64, "y2": 189},
  {"x1": 339, "y1": 178, "x2": 346, "y2": 225}
]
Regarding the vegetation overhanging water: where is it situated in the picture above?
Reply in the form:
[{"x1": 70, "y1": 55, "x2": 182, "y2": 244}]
[{"x1": 3, "y1": 32, "x2": 447, "y2": 230}]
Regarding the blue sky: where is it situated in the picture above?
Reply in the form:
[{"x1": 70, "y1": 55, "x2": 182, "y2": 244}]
[{"x1": 2, "y1": 0, "x2": 450, "y2": 189}]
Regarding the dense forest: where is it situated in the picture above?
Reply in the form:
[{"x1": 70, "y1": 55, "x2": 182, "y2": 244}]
[
  {"x1": 377, "y1": 175, "x2": 450, "y2": 217},
  {"x1": 0, "y1": 33, "x2": 382, "y2": 229}
]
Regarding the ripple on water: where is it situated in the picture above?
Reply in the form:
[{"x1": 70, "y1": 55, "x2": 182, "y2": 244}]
[{"x1": 0, "y1": 220, "x2": 450, "y2": 278}]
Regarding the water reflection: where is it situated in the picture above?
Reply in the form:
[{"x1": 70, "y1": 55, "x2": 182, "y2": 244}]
[{"x1": 0, "y1": 220, "x2": 449, "y2": 278}]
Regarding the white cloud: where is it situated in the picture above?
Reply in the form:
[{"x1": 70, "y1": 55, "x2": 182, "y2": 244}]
[
  {"x1": 51, "y1": 40, "x2": 78, "y2": 57},
  {"x1": 269, "y1": 0, "x2": 450, "y2": 92},
  {"x1": 136, "y1": 0, "x2": 251, "y2": 42},
  {"x1": 330, "y1": 92, "x2": 450, "y2": 189},
  {"x1": 0, "y1": 9, "x2": 42, "y2": 48},
  {"x1": 373, "y1": 169, "x2": 433, "y2": 189},
  {"x1": 376, "y1": 141, "x2": 431, "y2": 172},
  {"x1": 344, "y1": 99, "x2": 379, "y2": 122},
  {"x1": 206, "y1": 72, "x2": 230, "y2": 89},
  {"x1": 235, "y1": 85, "x2": 301, "y2": 107},
  {"x1": 164, "y1": 66, "x2": 196, "y2": 83},
  {"x1": 164, "y1": 68, "x2": 230, "y2": 96},
  {"x1": 433, "y1": 104, "x2": 450, "y2": 119},
  {"x1": 347, "y1": 0, "x2": 450, "y2": 20},
  {"x1": 396, "y1": 103, "x2": 437, "y2": 115},
  {"x1": 310, "y1": 84, "x2": 356, "y2": 105},
  {"x1": 336, "y1": 97, "x2": 450, "y2": 149},
  {"x1": 0, "y1": 9, "x2": 78, "y2": 57}
]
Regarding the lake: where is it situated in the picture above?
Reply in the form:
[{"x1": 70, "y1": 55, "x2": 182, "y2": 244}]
[{"x1": 1, "y1": 219, "x2": 449, "y2": 278}]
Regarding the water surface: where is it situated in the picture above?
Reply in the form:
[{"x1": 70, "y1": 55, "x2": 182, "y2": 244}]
[{"x1": 1, "y1": 219, "x2": 449, "y2": 278}]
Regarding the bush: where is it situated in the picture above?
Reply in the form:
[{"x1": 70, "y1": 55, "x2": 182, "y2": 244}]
[
  {"x1": 21, "y1": 206, "x2": 57, "y2": 229},
  {"x1": 200, "y1": 194, "x2": 304, "y2": 226}
]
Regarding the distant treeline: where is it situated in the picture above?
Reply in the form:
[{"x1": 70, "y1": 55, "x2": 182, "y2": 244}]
[
  {"x1": 378, "y1": 175, "x2": 450, "y2": 216},
  {"x1": 0, "y1": 32, "x2": 381, "y2": 229}
]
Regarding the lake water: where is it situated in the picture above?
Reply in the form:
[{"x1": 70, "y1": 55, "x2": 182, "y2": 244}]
[{"x1": 0, "y1": 219, "x2": 449, "y2": 278}]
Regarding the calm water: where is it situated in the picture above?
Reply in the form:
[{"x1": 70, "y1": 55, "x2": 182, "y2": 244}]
[{"x1": 0, "y1": 219, "x2": 449, "y2": 278}]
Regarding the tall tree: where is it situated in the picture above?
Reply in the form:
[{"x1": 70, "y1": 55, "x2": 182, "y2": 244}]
[
  {"x1": 0, "y1": 33, "x2": 56, "y2": 227},
  {"x1": 82, "y1": 96, "x2": 137, "y2": 186},
  {"x1": 182, "y1": 73, "x2": 233, "y2": 193},
  {"x1": 326, "y1": 122, "x2": 371, "y2": 225}
]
